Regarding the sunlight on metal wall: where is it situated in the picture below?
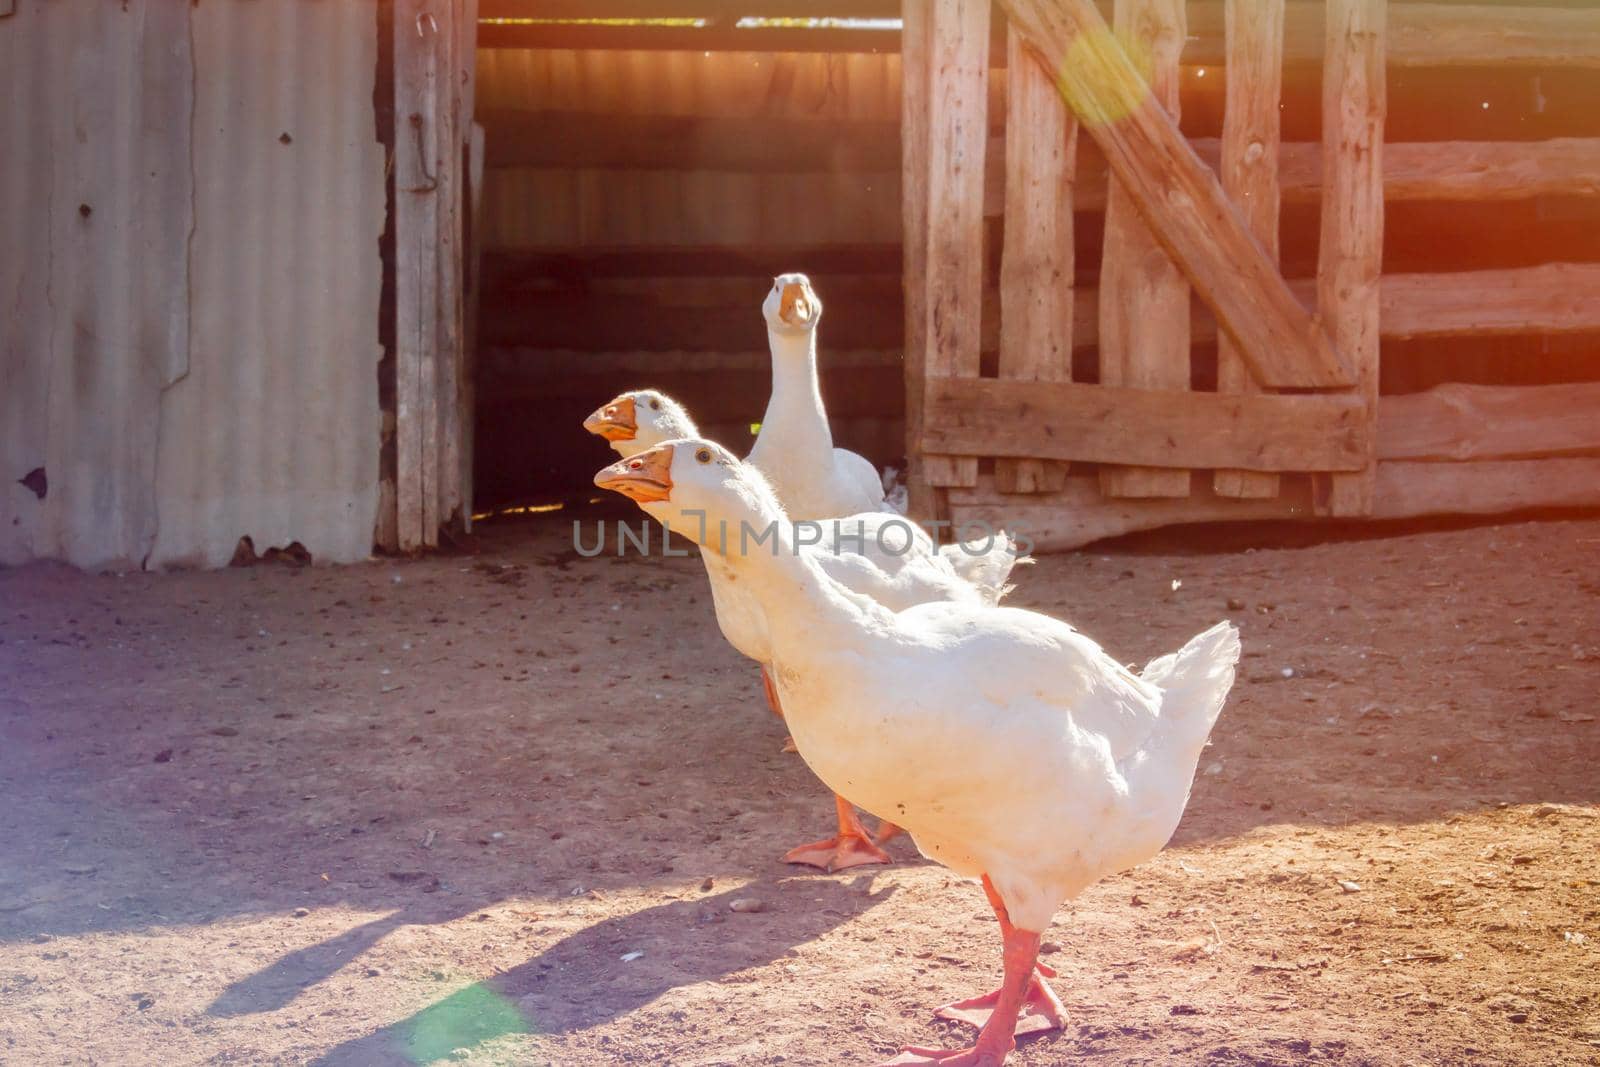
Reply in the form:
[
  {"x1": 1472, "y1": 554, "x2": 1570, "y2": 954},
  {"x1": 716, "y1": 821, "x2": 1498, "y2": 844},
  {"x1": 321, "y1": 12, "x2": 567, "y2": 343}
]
[{"x1": 1, "y1": 0, "x2": 385, "y2": 570}]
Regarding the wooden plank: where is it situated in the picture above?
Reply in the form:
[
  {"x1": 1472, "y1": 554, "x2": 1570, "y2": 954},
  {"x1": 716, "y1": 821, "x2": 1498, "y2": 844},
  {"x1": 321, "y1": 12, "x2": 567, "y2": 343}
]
[
  {"x1": 922, "y1": 377, "x2": 1367, "y2": 472},
  {"x1": 480, "y1": 291, "x2": 904, "y2": 349},
  {"x1": 947, "y1": 454, "x2": 1600, "y2": 554},
  {"x1": 1373, "y1": 458, "x2": 1600, "y2": 519},
  {"x1": 476, "y1": 21, "x2": 902, "y2": 53},
  {"x1": 983, "y1": 138, "x2": 1600, "y2": 217},
  {"x1": 476, "y1": 3, "x2": 1600, "y2": 67},
  {"x1": 485, "y1": 365, "x2": 905, "y2": 421},
  {"x1": 480, "y1": 110, "x2": 901, "y2": 172},
  {"x1": 948, "y1": 474, "x2": 1313, "y2": 554},
  {"x1": 464, "y1": 121, "x2": 485, "y2": 533},
  {"x1": 1097, "y1": 0, "x2": 1191, "y2": 499},
  {"x1": 478, "y1": 0, "x2": 900, "y2": 16},
  {"x1": 1379, "y1": 263, "x2": 1600, "y2": 338},
  {"x1": 998, "y1": 0, "x2": 1352, "y2": 391},
  {"x1": 1213, "y1": 0, "x2": 1283, "y2": 500},
  {"x1": 916, "y1": 0, "x2": 990, "y2": 489},
  {"x1": 1192, "y1": 3, "x2": 1600, "y2": 68},
  {"x1": 482, "y1": 245, "x2": 901, "y2": 283},
  {"x1": 995, "y1": 27, "x2": 1075, "y2": 495},
  {"x1": 1388, "y1": 4, "x2": 1600, "y2": 69},
  {"x1": 1378, "y1": 382, "x2": 1600, "y2": 463},
  {"x1": 394, "y1": 0, "x2": 444, "y2": 551},
  {"x1": 435, "y1": 0, "x2": 472, "y2": 532},
  {"x1": 1318, "y1": 0, "x2": 1385, "y2": 517},
  {"x1": 899, "y1": 0, "x2": 934, "y2": 517},
  {"x1": 1341, "y1": 139, "x2": 1600, "y2": 203}
]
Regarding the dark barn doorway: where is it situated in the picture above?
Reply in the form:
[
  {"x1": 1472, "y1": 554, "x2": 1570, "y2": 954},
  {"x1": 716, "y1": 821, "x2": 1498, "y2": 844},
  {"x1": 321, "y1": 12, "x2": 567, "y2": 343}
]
[{"x1": 468, "y1": 8, "x2": 910, "y2": 515}]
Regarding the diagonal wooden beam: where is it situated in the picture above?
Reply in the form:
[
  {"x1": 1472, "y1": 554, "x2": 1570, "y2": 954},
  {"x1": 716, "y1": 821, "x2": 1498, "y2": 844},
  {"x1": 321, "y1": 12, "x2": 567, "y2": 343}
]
[{"x1": 999, "y1": 0, "x2": 1353, "y2": 391}]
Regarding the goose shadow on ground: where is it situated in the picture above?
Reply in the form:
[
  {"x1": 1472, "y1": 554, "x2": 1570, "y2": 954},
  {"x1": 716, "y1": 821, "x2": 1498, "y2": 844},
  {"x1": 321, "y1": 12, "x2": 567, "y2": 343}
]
[{"x1": 303, "y1": 875, "x2": 892, "y2": 1066}]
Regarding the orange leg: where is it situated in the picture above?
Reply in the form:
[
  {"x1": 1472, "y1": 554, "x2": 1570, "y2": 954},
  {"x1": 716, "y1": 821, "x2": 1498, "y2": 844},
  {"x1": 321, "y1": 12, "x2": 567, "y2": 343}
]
[
  {"x1": 761, "y1": 667, "x2": 800, "y2": 752},
  {"x1": 762, "y1": 666, "x2": 894, "y2": 871},
  {"x1": 881, "y1": 921, "x2": 1046, "y2": 1066},
  {"x1": 930, "y1": 876, "x2": 1066, "y2": 1035},
  {"x1": 782, "y1": 793, "x2": 893, "y2": 873}
]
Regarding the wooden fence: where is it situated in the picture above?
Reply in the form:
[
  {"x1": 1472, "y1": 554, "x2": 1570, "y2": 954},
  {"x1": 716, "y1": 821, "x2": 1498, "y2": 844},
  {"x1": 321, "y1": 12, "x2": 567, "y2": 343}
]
[{"x1": 902, "y1": 0, "x2": 1600, "y2": 549}]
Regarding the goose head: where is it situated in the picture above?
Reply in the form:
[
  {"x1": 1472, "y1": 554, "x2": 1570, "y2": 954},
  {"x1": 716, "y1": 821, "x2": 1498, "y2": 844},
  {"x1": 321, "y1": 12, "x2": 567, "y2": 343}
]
[
  {"x1": 582, "y1": 389, "x2": 697, "y2": 458},
  {"x1": 594, "y1": 438, "x2": 784, "y2": 553},
  {"x1": 761, "y1": 272, "x2": 823, "y2": 337}
]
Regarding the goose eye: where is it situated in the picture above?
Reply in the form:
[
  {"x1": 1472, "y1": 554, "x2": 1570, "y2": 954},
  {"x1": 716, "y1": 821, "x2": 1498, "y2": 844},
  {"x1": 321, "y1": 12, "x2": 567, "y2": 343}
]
[
  {"x1": 649, "y1": 398, "x2": 661, "y2": 411},
  {"x1": 695, "y1": 448, "x2": 712, "y2": 464}
]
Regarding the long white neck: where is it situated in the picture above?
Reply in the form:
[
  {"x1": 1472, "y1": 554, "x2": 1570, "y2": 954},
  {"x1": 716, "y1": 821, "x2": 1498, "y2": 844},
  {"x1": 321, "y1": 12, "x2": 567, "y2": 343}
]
[
  {"x1": 758, "y1": 328, "x2": 833, "y2": 457},
  {"x1": 703, "y1": 498, "x2": 879, "y2": 646}
]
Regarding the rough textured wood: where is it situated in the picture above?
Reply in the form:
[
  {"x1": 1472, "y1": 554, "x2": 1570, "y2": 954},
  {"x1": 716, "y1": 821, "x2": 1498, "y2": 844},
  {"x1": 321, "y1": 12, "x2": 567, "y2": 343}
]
[
  {"x1": 1356, "y1": 139, "x2": 1600, "y2": 202},
  {"x1": 1318, "y1": 0, "x2": 1385, "y2": 517},
  {"x1": 1196, "y1": 3, "x2": 1600, "y2": 69},
  {"x1": 1097, "y1": 0, "x2": 1191, "y2": 499},
  {"x1": 1213, "y1": 0, "x2": 1283, "y2": 500},
  {"x1": 916, "y1": 0, "x2": 990, "y2": 490},
  {"x1": 478, "y1": 3, "x2": 1600, "y2": 68},
  {"x1": 899, "y1": 0, "x2": 935, "y2": 516},
  {"x1": 948, "y1": 474, "x2": 1313, "y2": 554},
  {"x1": 394, "y1": 0, "x2": 443, "y2": 550},
  {"x1": 1373, "y1": 458, "x2": 1600, "y2": 519},
  {"x1": 479, "y1": 0, "x2": 899, "y2": 17},
  {"x1": 1378, "y1": 383, "x2": 1600, "y2": 463},
  {"x1": 484, "y1": 245, "x2": 902, "y2": 283},
  {"x1": 481, "y1": 110, "x2": 901, "y2": 172},
  {"x1": 1388, "y1": 4, "x2": 1600, "y2": 69},
  {"x1": 477, "y1": 22, "x2": 906, "y2": 54},
  {"x1": 435, "y1": 0, "x2": 470, "y2": 532},
  {"x1": 464, "y1": 120, "x2": 485, "y2": 532},
  {"x1": 946, "y1": 456, "x2": 1600, "y2": 553},
  {"x1": 923, "y1": 377, "x2": 1367, "y2": 472},
  {"x1": 984, "y1": 138, "x2": 1600, "y2": 217},
  {"x1": 998, "y1": 0, "x2": 1352, "y2": 391},
  {"x1": 996, "y1": 28, "x2": 1074, "y2": 495},
  {"x1": 1379, "y1": 263, "x2": 1600, "y2": 339}
]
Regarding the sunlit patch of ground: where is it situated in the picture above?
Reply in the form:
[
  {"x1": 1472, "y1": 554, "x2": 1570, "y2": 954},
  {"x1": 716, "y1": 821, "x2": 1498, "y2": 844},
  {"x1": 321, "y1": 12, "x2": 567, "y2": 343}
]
[{"x1": 2, "y1": 514, "x2": 1596, "y2": 1064}]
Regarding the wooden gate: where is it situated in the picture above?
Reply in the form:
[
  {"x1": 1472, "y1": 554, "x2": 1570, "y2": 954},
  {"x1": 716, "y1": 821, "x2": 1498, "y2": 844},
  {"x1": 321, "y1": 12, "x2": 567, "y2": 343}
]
[{"x1": 901, "y1": 0, "x2": 1600, "y2": 550}]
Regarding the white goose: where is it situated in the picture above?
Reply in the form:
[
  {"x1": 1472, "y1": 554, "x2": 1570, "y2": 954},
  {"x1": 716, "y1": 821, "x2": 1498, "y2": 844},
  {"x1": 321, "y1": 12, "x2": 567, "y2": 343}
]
[
  {"x1": 747, "y1": 273, "x2": 889, "y2": 517},
  {"x1": 585, "y1": 388, "x2": 1026, "y2": 871},
  {"x1": 597, "y1": 440, "x2": 1241, "y2": 1067}
]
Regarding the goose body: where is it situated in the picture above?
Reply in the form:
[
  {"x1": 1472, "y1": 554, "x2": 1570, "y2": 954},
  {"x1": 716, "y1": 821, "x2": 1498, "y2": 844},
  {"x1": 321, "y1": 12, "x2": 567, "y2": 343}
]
[
  {"x1": 597, "y1": 440, "x2": 1241, "y2": 1065},
  {"x1": 586, "y1": 386, "x2": 1026, "y2": 873}
]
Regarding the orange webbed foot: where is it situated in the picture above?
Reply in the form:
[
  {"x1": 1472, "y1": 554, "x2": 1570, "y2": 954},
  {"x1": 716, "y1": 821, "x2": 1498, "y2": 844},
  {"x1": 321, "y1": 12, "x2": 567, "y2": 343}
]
[
  {"x1": 783, "y1": 794, "x2": 895, "y2": 872},
  {"x1": 932, "y1": 967, "x2": 1067, "y2": 1035}
]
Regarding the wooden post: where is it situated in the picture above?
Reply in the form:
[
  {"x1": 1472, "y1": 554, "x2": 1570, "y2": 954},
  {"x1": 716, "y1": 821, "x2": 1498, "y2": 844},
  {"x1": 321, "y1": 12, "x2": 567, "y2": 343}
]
[
  {"x1": 464, "y1": 119, "x2": 485, "y2": 531},
  {"x1": 394, "y1": 0, "x2": 444, "y2": 550},
  {"x1": 996, "y1": 28, "x2": 1075, "y2": 495},
  {"x1": 1098, "y1": 0, "x2": 1189, "y2": 499},
  {"x1": 998, "y1": 0, "x2": 1352, "y2": 390},
  {"x1": 1214, "y1": 0, "x2": 1284, "y2": 499},
  {"x1": 1317, "y1": 0, "x2": 1385, "y2": 516},
  {"x1": 435, "y1": 0, "x2": 465, "y2": 533},
  {"x1": 916, "y1": 0, "x2": 990, "y2": 491},
  {"x1": 900, "y1": 0, "x2": 935, "y2": 516}
]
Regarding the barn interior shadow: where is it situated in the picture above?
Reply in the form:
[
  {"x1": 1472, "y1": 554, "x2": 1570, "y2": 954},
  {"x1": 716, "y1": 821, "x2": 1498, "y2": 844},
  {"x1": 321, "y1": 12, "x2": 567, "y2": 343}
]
[{"x1": 308, "y1": 876, "x2": 893, "y2": 1066}]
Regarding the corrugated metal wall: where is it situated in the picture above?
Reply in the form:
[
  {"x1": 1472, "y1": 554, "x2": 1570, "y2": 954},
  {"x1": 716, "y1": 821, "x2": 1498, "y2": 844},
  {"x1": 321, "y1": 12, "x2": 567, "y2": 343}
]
[{"x1": 1, "y1": 0, "x2": 385, "y2": 570}]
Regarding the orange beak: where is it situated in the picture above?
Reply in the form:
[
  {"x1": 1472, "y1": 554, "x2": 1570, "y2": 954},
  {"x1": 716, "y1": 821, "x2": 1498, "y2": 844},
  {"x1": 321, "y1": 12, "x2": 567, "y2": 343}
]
[
  {"x1": 778, "y1": 281, "x2": 817, "y2": 328},
  {"x1": 595, "y1": 443, "x2": 674, "y2": 504},
  {"x1": 583, "y1": 396, "x2": 637, "y2": 442}
]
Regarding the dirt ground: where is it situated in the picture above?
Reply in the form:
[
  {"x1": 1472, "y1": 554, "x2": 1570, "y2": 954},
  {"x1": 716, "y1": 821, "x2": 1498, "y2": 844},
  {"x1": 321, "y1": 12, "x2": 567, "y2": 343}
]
[{"x1": 2, "y1": 507, "x2": 1598, "y2": 1067}]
